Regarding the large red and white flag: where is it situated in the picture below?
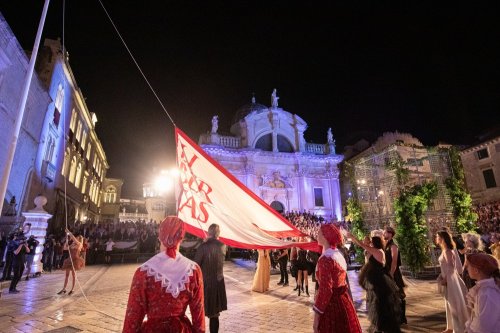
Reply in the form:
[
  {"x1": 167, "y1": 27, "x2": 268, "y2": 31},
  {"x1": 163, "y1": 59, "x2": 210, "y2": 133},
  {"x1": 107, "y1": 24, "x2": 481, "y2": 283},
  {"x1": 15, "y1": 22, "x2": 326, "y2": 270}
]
[{"x1": 175, "y1": 128, "x2": 316, "y2": 250}]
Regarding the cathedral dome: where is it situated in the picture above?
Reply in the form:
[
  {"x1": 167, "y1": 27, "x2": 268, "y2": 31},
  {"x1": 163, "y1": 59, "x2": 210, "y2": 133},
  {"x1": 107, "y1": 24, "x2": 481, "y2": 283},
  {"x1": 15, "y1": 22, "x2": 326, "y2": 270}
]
[{"x1": 232, "y1": 97, "x2": 268, "y2": 124}]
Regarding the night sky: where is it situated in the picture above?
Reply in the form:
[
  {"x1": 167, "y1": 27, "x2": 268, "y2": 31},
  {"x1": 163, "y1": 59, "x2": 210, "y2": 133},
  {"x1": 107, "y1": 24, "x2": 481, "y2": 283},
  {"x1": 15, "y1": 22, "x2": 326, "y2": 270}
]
[{"x1": 2, "y1": 1, "x2": 499, "y2": 196}]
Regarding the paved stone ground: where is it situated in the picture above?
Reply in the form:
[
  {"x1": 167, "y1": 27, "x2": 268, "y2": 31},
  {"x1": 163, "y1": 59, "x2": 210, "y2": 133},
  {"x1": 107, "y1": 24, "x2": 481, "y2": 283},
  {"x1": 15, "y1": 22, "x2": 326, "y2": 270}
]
[{"x1": 0, "y1": 260, "x2": 447, "y2": 332}]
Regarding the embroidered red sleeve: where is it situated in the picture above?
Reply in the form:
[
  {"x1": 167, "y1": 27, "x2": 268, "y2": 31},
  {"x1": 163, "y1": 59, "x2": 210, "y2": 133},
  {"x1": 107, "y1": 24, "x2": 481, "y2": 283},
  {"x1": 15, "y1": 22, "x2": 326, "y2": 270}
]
[
  {"x1": 123, "y1": 269, "x2": 147, "y2": 333},
  {"x1": 313, "y1": 257, "x2": 334, "y2": 314},
  {"x1": 189, "y1": 265, "x2": 206, "y2": 333}
]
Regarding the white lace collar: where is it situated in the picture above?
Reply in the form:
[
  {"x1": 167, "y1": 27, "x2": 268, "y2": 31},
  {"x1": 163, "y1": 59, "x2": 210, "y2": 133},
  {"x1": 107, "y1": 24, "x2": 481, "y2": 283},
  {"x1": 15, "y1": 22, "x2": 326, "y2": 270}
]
[
  {"x1": 322, "y1": 248, "x2": 347, "y2": 271},
  {"x1": 140, "y1": 252, "x2": 196, "y2": 298}
]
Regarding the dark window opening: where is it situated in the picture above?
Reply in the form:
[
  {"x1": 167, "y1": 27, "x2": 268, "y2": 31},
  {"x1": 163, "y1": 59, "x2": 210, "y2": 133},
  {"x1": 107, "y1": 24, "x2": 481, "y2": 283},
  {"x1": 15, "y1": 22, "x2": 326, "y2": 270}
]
[
  {"x1": 255, "y1": 134, "x2": 272, "y2": 151},
  {"x1": 483, "y1": 169, "x2": 497, "y2": 189},
  {"x1": 314, "y1": 188, "x2": 324, "y2": 207},
  {"x1": 277, "y1": 135, "x2": 294, "y2": 152},
  {"x1": 270, "y1": 201, "x2": 284, "y2": 213},
  {"x1": 53, "y1": 109, "x2": 60, "y2": 127},
  {"x1": 477, "y1": 148, "x2": 489, "y2": 160}
]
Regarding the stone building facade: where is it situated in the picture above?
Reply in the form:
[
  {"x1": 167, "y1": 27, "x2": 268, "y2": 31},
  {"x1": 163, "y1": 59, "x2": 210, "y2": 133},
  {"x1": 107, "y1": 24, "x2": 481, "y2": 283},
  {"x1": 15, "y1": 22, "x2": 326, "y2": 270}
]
[
  {"x1": 198, "y1": 92, "x2": 343, "y2": 220},
  {"x1": 35, "y1": 39, "x2": 109, "y2": 233},
  {"x1": 460, "y1": 133, "x2": 500, "y2": 203},
  {"x1": 0, "y1": 13, "x2": 51, "y2": 220}
]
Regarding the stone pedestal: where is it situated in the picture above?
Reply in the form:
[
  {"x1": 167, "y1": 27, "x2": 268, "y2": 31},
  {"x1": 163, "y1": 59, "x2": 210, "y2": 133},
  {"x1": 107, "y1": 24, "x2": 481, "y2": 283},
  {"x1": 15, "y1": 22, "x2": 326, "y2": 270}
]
[
  {"x1": 210, "y1": 133, "x2": 220, "y2": 145},
  {"x1": 22, "y1": 196, "x2": 52, "y2": 274},
  {"x1": 327, "y1": 143, "x2": 336, "y2": 155}
]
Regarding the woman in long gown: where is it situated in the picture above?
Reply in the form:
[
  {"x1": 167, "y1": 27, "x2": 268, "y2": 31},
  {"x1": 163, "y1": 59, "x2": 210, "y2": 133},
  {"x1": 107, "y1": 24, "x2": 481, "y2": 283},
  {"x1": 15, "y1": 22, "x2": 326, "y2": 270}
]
[
  {"x1": 436, "y1": 230, "x2": 468, "y2": 333},
  {"x1": 348, "y1": 231, "x2": 402, "y2": 333},
  {"x1": 313, "y1": 224, "x2": 361, "y2": 333},
  {"x1": 252, "y1": 249, "x2": 271, "y2": 292},
  {"x1": 57, "y1": 229, "x2": 84, "y2": 295},
  {"x1": 123, "y1": 216, "x2": 205, "y2": 333}
]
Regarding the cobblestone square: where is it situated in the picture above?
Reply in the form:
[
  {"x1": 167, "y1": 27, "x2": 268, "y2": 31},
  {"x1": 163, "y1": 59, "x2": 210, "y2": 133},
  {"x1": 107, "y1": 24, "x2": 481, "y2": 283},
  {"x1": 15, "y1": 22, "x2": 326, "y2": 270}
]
[{"x1": 0, "y1": 260, "x2": 447, "y2": 332}]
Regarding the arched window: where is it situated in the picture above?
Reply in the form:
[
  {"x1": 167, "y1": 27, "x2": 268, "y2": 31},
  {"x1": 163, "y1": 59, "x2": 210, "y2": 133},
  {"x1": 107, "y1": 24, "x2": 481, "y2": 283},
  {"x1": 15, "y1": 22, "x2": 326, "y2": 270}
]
[
  {"x1": 75, "y1": 162, "x2": 82, "y2": 188},
  {"x1": 105, "y1": 186, "x2": 117, "y2": 203},
  {"x1": 76, "y1": 120, "x2": 82, "y2": 142},
  {"x1": 81, "y1": 130, "x2": 87, "y2": 147},
  {"x1": 70, "y1": 109, "x2": 77, "y2": 132},
  {"x1": 55, "y1": 84, "x2": 64, "y2": 111},
  {"x1": 270, "y1": 201, "x2": 284, "y2": 213},
  {"x1": 277, "y1": 135, "x2": 294, "y2": 152},
  {"x1": 44, "y1": 136, "x2": 55, "y2": 162},
  {"x1": 61, "y1": 148, "x2": 70, "y2": 176},
  {"x1": 86, "y1": 142, "x2": 92, "y2": 160},
  {"x1": 81, "y1": 175, "x2": 87, "y2": 194},
  {"x1": 69, "y1": 156, "x2": 77, "y2": 183},
  {"x1": 255, "y1": 134, "x2": 273, "y2": 151}
]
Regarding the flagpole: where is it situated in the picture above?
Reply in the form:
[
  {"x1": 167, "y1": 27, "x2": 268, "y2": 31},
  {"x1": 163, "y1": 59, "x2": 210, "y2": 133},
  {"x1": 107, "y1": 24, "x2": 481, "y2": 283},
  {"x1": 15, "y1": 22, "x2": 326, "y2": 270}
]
[{"x1": 0, "y1": 0, "x2": 51, "y2": 216}]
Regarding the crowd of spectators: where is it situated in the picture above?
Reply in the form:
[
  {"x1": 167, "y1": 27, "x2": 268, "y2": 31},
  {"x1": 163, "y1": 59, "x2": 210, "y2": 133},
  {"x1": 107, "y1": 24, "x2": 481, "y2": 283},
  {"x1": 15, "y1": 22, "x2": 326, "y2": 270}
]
[
  {"x1": 39, "y1": 220, "x2": 160, "y2": 271},
  {"x1": 473, "y1": 200, "x2": 500, "y2": 234},
  {"x1": 283, "y1": 211, "x2": 349, "y2": 240}
]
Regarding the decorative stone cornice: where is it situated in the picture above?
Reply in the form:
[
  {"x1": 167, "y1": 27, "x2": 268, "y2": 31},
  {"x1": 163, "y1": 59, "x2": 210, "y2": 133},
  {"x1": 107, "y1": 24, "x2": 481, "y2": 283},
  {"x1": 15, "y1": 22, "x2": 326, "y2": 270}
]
[{"x1": 459, "y1": 136, "x2": 500, "y2": 154}]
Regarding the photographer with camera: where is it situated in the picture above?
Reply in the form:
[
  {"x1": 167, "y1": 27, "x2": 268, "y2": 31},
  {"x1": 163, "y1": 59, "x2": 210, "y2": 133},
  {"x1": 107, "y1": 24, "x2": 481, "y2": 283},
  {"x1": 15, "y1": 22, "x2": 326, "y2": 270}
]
[
  {"x1": 25, "y1": 235, "x2": 39, "y2": 280},
  {"x1": 9, "y1": 231, "x2": 30, "y2": 293}
]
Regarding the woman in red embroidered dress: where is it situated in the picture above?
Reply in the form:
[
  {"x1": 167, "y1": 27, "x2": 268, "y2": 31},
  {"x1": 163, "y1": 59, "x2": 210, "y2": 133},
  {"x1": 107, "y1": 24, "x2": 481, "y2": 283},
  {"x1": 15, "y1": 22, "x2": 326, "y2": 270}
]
[
  {"x1": 313, "y1": 224, "x2": 362, "y2": 333},
  {"x1": 123, "y1": 216, "x2": 205, "y2": 333}
]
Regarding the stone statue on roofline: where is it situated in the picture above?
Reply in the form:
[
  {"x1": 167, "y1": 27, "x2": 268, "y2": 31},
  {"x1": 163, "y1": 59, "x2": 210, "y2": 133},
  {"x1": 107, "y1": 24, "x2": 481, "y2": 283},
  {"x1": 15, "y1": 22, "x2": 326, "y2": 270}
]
[
  {"x1": 271, "y1": 89, "x2": 279, "y2": 109},
  {"x1": 327, "y1": 128, "x2": 334, "y2": 144},
  {"x1": 211, "y1": 115, "x2": 219, "y2": 134}
]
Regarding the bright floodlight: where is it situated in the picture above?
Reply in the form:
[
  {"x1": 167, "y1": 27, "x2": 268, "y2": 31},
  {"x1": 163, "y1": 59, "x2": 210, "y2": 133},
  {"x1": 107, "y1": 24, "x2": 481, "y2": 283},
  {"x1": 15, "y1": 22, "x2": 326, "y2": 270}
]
[
  {"x1": 169, "y1": 168, "x2": 180, "y2": 177},
  {"x1": 154, "y1": 175, "x2": 173, "y2": 195}
]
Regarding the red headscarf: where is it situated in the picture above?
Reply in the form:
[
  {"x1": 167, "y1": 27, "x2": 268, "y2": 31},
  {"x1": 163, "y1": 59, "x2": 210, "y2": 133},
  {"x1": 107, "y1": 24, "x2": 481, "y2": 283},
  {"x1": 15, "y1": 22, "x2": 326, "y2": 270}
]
[
  {"x1": 159, "y1": 216, "x2": 185, "y2": 259},
  {"x1": 320, "y1": 224, "x2": 343, "y2": 248},
  {"x1": 466, "y1": 253, "x2": 499, "y2": 276}
]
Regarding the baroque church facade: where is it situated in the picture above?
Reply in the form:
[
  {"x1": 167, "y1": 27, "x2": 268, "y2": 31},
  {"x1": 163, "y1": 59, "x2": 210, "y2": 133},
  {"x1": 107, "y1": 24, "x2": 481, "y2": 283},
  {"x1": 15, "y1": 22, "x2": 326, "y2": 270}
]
[{"x1": 199, "y1": 91, "x2": 343, "y2": 221}]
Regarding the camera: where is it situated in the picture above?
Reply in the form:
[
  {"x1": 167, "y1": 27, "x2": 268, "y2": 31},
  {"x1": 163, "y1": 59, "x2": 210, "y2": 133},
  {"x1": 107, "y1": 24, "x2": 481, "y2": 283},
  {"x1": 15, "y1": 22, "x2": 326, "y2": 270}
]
[{"x1": 14, "y1": 231, "x2": 27, "y2": 242}]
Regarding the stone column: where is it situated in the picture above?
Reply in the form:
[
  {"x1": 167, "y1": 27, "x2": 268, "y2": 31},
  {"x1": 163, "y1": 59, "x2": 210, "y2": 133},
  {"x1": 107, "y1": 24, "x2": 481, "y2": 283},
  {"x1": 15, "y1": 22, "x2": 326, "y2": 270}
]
[{"x1": 22, "y1": 195, "x2": 52, "y2": 275}]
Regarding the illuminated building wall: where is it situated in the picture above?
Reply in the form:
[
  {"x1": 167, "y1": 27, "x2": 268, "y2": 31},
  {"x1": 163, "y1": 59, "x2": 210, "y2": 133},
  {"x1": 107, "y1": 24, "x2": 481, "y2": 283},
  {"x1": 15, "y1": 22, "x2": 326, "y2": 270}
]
[
  {"x1": 35, "y1": 39, "x2": 109, "y2": 232},
  {"x1": 460, "y1": 134, "x2": 500, "y2": 204},
  {"x1": 0, "y1": 13, "x2": 51, "y2": 217}
]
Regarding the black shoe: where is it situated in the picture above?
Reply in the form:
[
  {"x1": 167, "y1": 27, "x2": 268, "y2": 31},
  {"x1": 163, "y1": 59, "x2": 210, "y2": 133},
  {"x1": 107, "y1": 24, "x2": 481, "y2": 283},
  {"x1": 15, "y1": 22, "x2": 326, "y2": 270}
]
[
  {"x1": 277, "y1": 281, "x2": 284, "y2": 285},
  {"x1": 57, "y1": 289, "x2": 66, "y2": 295},
  {"x1": 68, "y1": 290, "x2": 74, "y2": 295},
  {"x1": 283, "y1": 283, "x2": 289, "y2": 286},
  {"x1": 293, "y1": 286, "x2": 299, "y2": 291},
  {"x1": 25, "y1": 276, "x2": 29, "y2": 281},
  {"x1": 9, "y1": 289, "x2": 20, "y2": 294},
  {"x1": 305, "y1": 286, "x2": 310, "y2": 296}
]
